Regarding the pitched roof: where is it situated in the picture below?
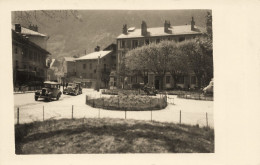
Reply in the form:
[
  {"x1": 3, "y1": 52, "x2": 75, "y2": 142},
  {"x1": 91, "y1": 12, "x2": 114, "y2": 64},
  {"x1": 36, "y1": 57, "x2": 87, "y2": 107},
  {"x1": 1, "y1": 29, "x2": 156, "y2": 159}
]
[
  {"x1": 12, "y1": 25, "x2": 47, "y2": 37},
  {"x1": 117, "y1": 25, "x2": 204, "y2": 39},
  {"x1": 75, "y1": 51, "x2": 112, "y2": 61},
  {"x1": 44, "y1": 81, "x2": 60, "y2": 85},
  {"x1": 64, "y1": 57, "x2": 76, "y2": 62},
  {"x1": 12, "y1": 30, "x2": 51, "y2": 55}
]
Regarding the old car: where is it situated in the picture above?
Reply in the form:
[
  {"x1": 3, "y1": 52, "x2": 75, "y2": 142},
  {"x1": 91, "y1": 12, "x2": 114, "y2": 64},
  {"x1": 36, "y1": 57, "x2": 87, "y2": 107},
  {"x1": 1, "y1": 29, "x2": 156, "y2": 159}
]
[
  {"x1": 142, "y1": 85, "x2": 158, "y2": 96},
  {"x1": 63, "y1": 82, "x2": 80, "y2": 95},
  {"x1": 35, "y1": 81, "x2": 62, "y2": 101}
]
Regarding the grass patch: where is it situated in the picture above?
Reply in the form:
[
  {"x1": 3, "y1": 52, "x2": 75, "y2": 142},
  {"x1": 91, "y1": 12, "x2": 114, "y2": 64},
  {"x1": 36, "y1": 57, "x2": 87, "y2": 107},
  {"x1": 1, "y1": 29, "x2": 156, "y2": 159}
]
[{"x1": 15, "y1": 118, "x2": 214, "y2": 154}]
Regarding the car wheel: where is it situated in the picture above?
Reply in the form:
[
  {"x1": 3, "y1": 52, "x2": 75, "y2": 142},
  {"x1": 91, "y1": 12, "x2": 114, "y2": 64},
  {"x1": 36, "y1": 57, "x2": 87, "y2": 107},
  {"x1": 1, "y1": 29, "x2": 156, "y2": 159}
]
[
  {"x1": 56, "y1": 94, "x2": 60, "y2": 100},
  {"x1": 35, "y1": 96, "x2": 38, "y2": 101}
]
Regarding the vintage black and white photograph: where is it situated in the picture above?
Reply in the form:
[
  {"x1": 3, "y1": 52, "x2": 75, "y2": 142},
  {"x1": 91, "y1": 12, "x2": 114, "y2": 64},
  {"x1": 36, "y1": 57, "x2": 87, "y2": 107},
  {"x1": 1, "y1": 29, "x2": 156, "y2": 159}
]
[{"x1": 12, "y1": 9, "x2": 214, "y2": 154}]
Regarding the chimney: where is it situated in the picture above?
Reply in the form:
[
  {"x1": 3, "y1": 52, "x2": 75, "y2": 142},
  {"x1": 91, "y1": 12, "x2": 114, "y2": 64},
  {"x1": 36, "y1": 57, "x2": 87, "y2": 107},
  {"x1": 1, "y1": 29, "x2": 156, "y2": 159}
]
[
  {"x1": 28, "y1": 24, "x2": 38, "y2": 32},
  {"x1": 191, "y1": 17, "x2": 195, "y2": 31},
  {"x1": 15, "y1": 24, "x2": 21, "y2": 33},
  {"x1": 95, "y1": 46, "x2": 100, "y2": 52},
  {"x1": 122, "y1": 24, "x2": 127, "y2": 34},
  {"x1": 141, "y1": 21, "x2": 147, "y2": 36}
]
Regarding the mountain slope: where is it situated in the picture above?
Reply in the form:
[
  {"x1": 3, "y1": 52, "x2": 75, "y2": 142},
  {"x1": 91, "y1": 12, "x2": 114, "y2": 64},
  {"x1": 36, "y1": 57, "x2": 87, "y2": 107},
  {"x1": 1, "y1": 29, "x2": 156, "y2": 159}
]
[{"x1": 12, "y1": 10, "x2": 211, "y2": 59}]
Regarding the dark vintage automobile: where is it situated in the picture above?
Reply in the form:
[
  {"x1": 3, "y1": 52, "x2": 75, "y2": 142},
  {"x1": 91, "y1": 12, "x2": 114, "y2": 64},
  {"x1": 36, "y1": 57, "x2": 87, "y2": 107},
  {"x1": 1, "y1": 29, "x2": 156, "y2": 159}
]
[
  {"x1": 35, "y1": 81, "x2": 62, "y2": 101},
  {"x1": 63, "y1": 82, "x2": 82, "y2": 95},
  {"x1": 142, "y1": 85, "x2": 158, "y2": 96}
]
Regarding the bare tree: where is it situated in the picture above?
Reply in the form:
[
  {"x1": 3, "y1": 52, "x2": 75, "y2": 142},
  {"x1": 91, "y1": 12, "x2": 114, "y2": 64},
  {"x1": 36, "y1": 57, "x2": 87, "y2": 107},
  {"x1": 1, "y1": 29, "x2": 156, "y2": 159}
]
[{"x1": 12, "y1": 10, "x2": 82, "y2": 26}]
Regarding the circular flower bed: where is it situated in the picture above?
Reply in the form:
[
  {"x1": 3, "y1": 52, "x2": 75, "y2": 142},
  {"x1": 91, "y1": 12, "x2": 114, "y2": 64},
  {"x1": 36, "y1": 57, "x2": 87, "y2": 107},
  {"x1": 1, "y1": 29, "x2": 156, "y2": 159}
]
[{"x1": 86, "y1": 94, "x2": 168, "y2": 111}]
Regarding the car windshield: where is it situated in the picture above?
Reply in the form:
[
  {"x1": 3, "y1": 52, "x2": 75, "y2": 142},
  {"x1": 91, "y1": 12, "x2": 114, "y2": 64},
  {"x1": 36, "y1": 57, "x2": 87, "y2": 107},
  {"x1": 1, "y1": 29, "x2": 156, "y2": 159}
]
[
  {"x1": 44, "y1": 83, "x2": 56, "y2": 88},
  {"x1": 68, "y1": 83, "x2": 74, "y2": 87}
]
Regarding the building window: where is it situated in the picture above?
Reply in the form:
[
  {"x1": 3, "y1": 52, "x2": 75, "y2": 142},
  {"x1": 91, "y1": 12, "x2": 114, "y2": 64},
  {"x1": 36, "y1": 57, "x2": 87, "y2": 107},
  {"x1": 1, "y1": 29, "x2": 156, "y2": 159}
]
[
  {"x1": 144, "y1": 76, "x2": 148, "y2": 84},
  {"x1": 35, "y1": 52, "x2": 38, "y2": 61},
  {"x1": 177, "y1": 76, "x2": 184, "y2": 84},
  {"x1": 29, "y1": 51, "x2": 33, "y2": 59},
  {"x1": 111, "y1": 55, "x2": 116, "y2": 60},
  {"x1": 166, "y1": 76, "x2": 171, "y2": 84},
  {"x1": 24, "y1": 65, "x2": 27, "y2": 69},
  {"x1": 145, "y1": 39, "x2": 149, "y2": 45},
  {"x1": 191, "y1": 76, "x2": 196, "y2": 84},
  {"x1": 15, "y1": 47, "x2": 18, "y2": 54},
  {"x1": 120, "y1": 40, "x2": 126, "y2": 48},
  {"x1": 156, "y1": 38, "x2": 160, "y2": 43},
  {"x1": 94, "y1": 69, "x2": 96, "y2": 73},
  {"x1": 23, "y1": 49, "x2": 27, "y2": 58},
  {"x1": 132, "y1": 40, "x2": 138, "y2": 49},
  {"x1": 83, "y1": 64, "x2": 86, "y2": 69},
  {"x1": 90, "y1": 73, "x2": 93, "y2": 78},
  {"x1": 82, "y1": 73, "x2": 86, "y2": 78},
  {"x1": 15, "y1": 60, "x2": 18, "y2": 69},
  {"x1": 179, "y1": 37, "x2": 185, "y2": 42},
  {"x1": 104, "y1": 64, "x2": 106, "y2": 71},
  {"x1": 90, "y1": 63, "x2": 92, "y2": 69},
  {"x1": 34, "y1": 52, "x2": 37, "y2": 61}
]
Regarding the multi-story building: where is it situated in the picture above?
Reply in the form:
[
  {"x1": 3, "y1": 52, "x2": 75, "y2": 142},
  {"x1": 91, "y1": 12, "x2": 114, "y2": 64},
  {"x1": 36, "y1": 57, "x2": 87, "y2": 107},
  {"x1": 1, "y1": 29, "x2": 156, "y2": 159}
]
[
  {"x1": 61, "y1": 57, "x2": 77, "y2": 82},
  {"x1": 12, "y1": 24, "x2": 51, "y2": 90},
  {"x1": 116, "y1": 17, "x2": 204, "y2": 89},
  {"x1": 74, "y1": 45, "x2": 116, "y2": 88}
]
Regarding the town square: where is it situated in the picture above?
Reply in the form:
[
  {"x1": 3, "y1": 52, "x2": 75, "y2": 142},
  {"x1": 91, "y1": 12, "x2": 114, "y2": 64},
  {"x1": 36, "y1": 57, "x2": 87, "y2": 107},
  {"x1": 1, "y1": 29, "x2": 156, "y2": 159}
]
[{"x1": 12, "y1": 10, "x2": 214, "y2": 153}]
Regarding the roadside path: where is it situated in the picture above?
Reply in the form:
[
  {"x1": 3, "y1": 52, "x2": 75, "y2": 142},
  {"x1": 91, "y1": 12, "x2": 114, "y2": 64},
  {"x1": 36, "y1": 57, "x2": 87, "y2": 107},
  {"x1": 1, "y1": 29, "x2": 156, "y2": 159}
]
[{"x1": 14, "y1": 89, "x2": 214, "y2": 127}]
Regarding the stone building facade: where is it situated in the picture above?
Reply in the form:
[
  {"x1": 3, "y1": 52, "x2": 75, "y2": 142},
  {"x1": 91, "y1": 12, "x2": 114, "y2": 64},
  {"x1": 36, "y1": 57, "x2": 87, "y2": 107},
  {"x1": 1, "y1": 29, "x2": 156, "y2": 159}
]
[
  {"x1": 74, "y1": 45, "x2": 116, "y2": 88},
  {"x1": 12, "y1": 24, "x2": 51, "y2": 90},
  {"x1": 116, "y1": 18, "x2": 204, "y2": 89}
]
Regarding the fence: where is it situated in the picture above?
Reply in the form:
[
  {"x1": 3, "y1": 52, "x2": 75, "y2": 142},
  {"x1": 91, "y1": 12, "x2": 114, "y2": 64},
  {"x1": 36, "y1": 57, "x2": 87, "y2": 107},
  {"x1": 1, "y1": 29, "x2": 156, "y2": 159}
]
[
  {"x1": 14, "y1": 103, "x2": 214, "y2": 128},
  {"x1": 14, "y1": 86, "x2": 42, "y2": 93},
  {"x1": 177, "y1": 94, "x2": 214, "y2": 101}
]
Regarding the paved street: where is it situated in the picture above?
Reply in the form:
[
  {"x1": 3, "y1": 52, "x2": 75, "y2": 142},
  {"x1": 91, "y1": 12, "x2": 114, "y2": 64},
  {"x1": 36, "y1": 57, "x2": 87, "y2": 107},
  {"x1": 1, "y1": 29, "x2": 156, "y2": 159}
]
[{"x1": 14, "y1": 88, "x2": 214, "y2": 127}]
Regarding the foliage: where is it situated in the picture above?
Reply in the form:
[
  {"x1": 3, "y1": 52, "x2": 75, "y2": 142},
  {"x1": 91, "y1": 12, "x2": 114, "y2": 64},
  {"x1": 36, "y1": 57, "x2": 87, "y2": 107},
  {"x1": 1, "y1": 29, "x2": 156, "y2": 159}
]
[
  {"x1": 125, "y1": 38, "x2": 213, "y2": 89},
  {"x1": 166, "y1": 42, "x2": 190, "y2": 88},
  {"x1": 206, "y1": 12, "x2": 213, "y2": 39},
  {"x1": 125, "y1": 41, "x2": 171, "y2": 90},
  {"x1": 178, "y1": 37, "x2": 213, "y2": 88}
]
